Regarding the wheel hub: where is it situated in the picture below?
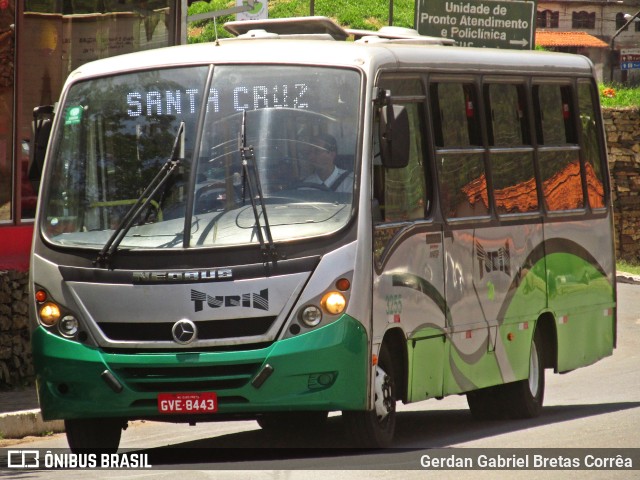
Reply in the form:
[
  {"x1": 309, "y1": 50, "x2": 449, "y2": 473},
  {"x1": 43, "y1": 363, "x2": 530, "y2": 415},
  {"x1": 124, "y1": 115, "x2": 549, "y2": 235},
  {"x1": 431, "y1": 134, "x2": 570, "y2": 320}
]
[
  {"x1": 529, "y1": 342, "x2": 540, "y2": 397},
  {"x1": 374, "y1": 365, "x2": 394, "y2": 420}
]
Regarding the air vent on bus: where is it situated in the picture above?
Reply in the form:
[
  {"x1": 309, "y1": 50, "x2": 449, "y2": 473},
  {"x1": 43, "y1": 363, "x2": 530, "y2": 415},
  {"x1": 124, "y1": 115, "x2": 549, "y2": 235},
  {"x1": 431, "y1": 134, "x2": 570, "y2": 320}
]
[
  {"x1": 98, "y1": 316, "x2": 277, "y2": 342},
  {"x1": 115, "y1": 363, "x2": 262, "y2": 392}
]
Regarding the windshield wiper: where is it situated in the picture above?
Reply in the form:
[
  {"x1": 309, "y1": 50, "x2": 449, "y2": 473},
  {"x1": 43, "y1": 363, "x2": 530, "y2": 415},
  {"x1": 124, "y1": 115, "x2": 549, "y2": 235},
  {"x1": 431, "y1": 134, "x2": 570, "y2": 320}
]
[
  {"x1": 94, "y1": 122, "x2": 185, "y2": 268},
  {"x1": 239, "y1": 111, "x2": 278, "y2": 262}
]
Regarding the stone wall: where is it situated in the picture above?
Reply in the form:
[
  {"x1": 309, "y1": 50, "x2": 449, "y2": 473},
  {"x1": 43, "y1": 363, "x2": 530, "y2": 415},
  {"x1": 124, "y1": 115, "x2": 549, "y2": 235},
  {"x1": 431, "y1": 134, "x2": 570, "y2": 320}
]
[
  {"x1": 0, "y1": 107, "x2": 639, "y2": 389},
  {"x1": 604, "y1": 107, "x2": 640, "y2": 261},
  {"x1": 0, "y1": 270, "x2": 33, "y2": 388}
]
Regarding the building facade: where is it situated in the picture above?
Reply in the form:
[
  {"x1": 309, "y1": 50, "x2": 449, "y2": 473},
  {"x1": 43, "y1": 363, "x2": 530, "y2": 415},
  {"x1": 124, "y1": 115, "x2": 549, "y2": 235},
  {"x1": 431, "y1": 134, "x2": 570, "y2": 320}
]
[{"x1": 537, "y1": 0, "x2": 640, "y2": 82}]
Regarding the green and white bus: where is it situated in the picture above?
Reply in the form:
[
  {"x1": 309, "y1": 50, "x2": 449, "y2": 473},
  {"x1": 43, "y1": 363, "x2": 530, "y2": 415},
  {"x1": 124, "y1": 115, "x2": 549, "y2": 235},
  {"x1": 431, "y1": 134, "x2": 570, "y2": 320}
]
[{"x1": 29, "y1": 17, "x2": 616, "y2": 452}]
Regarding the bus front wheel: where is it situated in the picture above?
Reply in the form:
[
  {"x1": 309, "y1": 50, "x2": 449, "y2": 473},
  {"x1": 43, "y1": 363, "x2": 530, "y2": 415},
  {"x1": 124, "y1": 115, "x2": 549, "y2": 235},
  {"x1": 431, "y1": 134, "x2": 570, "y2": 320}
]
[
  {"x1": 343, "y1": 343, "x2": 397, "y2": 448},
  {"x1": 64, "y1": 418, "x2": 124, "y2": 453}
]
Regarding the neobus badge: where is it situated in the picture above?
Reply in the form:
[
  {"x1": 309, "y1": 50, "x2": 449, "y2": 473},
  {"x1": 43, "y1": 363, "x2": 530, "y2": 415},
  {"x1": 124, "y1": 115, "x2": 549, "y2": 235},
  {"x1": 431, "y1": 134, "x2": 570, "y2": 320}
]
[{"x1": 132, "y1": 268, "x2": 233, "y2": 284}]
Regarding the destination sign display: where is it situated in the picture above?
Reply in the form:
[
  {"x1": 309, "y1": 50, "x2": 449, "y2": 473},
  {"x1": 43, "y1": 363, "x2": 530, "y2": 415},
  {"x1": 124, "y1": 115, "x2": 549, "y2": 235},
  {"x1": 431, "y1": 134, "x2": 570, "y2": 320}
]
[
  {"x1": 415, "y1": 0, "x2": 536, "y2": 49},
  {"x1": 125, "y1": 83, "x2": 311, "y2": 118}
]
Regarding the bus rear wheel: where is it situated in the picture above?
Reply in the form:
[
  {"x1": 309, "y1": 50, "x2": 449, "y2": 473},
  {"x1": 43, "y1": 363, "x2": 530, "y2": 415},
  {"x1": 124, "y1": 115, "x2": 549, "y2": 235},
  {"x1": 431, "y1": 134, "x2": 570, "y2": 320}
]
[
  {"x1": 64, "y1": 418, "x2": 124, "y2": 453},
  {"x1": 503, "y1": 329, "x2": 545, "y2": 418},
  {"x1": 467, "y1": 329, "x2": 545, "y2": 420},
  {"x1": 343, "y1": 343, "x2": 396, "y2": 448}
]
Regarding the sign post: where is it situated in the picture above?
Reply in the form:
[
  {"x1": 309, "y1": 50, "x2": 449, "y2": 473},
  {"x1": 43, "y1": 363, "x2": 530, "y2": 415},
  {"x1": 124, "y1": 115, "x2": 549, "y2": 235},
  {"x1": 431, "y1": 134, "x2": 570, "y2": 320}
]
[
  {"x1": 415, "y1": 0, "x2": 536, "y2": 49},
  {"x1": 621, "y1": 48, "x2": 640, "y2": 70}
]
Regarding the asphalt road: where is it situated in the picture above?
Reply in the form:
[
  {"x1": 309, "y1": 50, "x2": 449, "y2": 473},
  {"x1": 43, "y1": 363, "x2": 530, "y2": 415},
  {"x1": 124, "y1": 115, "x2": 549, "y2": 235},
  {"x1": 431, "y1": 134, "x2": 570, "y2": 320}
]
[{"x1": 3, "y1": 282, "x2": 639, "y2": 479}]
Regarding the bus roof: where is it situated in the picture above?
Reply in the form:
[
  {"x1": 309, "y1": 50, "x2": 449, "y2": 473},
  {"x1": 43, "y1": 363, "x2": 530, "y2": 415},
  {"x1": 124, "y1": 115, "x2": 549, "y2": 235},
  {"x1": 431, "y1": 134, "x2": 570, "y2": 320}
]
[{"x1": 65, "y1": 17, "x2": 596, "y2": 84}]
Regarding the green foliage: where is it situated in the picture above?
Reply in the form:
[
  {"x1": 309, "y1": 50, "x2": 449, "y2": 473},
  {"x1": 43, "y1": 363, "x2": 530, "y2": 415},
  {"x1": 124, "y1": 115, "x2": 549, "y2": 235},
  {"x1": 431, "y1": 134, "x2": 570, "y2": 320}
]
[
  {"x1": 187, "y1": 0, "x2": 416, "y2": 43},
  {"x1": 188, "y1": 0, "x2": 223, "y2": 26},
  {"x1": 187, "y1": 1, "x2": 236, "y2": 42}
]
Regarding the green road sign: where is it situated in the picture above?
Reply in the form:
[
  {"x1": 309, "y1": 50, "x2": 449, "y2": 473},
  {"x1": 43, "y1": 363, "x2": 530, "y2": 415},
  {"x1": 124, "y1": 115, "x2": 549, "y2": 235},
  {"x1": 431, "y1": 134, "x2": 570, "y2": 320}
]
[{"x1": 415, "y1": 0, "x2": 536, "y2": 49}]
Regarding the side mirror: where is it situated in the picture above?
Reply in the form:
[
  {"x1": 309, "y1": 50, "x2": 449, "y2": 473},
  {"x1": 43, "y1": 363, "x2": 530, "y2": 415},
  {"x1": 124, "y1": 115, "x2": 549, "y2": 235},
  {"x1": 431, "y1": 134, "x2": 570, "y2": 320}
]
[
  {"x1": 378, "y1": 104, "x2": 409, "y2": 169},
  {"x1": 28, "y1": 105, "x2": 54, "y2": 192}
]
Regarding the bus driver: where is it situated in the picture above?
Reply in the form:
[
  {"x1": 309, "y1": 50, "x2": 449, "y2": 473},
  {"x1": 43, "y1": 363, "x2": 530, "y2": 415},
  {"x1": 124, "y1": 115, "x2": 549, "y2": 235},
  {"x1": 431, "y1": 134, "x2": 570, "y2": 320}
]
[{"x1": 303, "y1": 133, "x2": 353, "y2": 193}]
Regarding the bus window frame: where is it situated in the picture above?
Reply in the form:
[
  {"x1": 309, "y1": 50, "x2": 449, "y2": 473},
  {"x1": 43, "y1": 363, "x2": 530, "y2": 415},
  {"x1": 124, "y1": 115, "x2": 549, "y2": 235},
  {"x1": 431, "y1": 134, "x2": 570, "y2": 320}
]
[
  {"x1": 374, "y1": 72, "x2": 433, "y2": 225},
  {"x1": 428, "y1": 74, "x2": 492, "y2": 225},
  {"x1": 576, "y1": 77, "x2": 610, "y2": 214},
  {"x1": 532, "y1": 77, "x2": 587, "y2": 217},
  {"x1": 482, "y1": 76, "x2": 540, "y2": 219},
  {"x1": 426, "y1": 73, "x2": 609, "y2": 225}
]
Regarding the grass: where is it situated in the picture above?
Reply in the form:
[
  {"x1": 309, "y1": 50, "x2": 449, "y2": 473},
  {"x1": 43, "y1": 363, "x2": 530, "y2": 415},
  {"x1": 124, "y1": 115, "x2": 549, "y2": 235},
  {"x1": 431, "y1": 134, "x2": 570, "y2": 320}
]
[
  {"x1": 188, "y1": 0, "x2": 419, "y2": 42},
  {"x1": 599, "y1": 84, "x2": 640, "y2": 109},
  {"x1": 617, "y1": 260, "x2": 640, "y2": 276}
]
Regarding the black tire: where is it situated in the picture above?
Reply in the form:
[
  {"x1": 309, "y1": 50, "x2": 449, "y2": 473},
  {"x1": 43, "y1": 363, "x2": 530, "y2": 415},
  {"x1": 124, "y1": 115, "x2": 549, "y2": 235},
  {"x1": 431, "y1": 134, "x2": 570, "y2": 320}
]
[
  {"x1": 503, "y1": 329, "x2": 545, "y2": 419},
  {"x1": 466, "y1": 385, "x2": 508, "y2": 420},
  {"x1": 65, "y1": 418, "x2": 124, "y2": 454},
  {"x1": 256, "y1": 411, "x2": 329, "y2": 434},
  {"x1": 467, "y1": 329, "x2": 545, "y2": 420},
  {"x1": 342, "y1": 343, "x2": 397, "y2": 448}
]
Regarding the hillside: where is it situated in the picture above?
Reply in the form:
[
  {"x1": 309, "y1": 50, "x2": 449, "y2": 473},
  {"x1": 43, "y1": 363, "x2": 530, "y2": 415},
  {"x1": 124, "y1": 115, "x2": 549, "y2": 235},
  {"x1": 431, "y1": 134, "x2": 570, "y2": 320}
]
[{"x1": 187, "y1": 0, "x2": 416, "y2": 42}]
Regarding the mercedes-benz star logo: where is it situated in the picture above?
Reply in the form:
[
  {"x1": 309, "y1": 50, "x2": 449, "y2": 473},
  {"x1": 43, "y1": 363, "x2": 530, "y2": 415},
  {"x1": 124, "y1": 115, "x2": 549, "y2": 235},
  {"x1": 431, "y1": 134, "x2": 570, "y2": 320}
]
[{"x1": 172, "y1": 319, "x2": 197, "y2": 344}]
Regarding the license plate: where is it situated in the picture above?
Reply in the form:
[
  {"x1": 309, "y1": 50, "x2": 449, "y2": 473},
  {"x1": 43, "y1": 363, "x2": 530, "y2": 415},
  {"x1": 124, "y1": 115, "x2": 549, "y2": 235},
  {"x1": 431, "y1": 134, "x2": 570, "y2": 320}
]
[{"x1": 157, "y1": 392, "x2": 218, "y2": 414}]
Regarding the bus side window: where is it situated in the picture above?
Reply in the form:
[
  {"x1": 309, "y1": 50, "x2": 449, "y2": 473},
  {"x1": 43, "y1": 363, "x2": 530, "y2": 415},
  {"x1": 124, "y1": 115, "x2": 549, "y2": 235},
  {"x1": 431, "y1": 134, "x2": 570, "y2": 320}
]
[
  {"x1": 374, "y1": 75, "x2": 430, "y2": 223},
  {"x1": 431, "y1": 82, "x2": 481, "y2": 148},
  {"x1": 485, "y1": 83, "x2": 529, "y2": 146},
  {"x1": 375, "y1": 103, "x2": 429, "y2": 222},
  {"x1": 534, "y1": 83, "x2": 584, "y2": 211},
  {"x1": 485, "y1": 83, "x2": 538, "y2": 215},
  {"x1": 431, "y1": 81, "x2": 487, "y2": 219},
  {"x1": 577, "y1": 80, "x2": 606, "y2": 210},
  {"x1": 533, "y1": 84, "x2": 576, "y2": 146}
]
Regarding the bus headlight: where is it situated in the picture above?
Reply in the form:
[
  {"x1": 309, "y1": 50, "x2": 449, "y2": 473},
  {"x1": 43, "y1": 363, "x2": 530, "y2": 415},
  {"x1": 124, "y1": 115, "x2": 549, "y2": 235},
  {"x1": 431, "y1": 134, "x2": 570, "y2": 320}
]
[
  {"x1": 321, "y1": 291, "x2": 347, "y2": 315},
  {"x1": 300, "y1": 305, "x2": 323, "y2": 327},
  {"x1": 291, "y1": 276, "x2": 351, "y2": 335},
  {"x1": 39, "y1": 302, "x2": 61, "y2": 326}
]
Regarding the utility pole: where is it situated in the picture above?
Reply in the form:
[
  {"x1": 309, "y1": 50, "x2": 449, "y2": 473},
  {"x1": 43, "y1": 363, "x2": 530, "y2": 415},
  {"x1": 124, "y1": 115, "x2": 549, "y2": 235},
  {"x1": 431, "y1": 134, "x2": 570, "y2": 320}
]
[{"x1": 609, "y1": 9, "x2": 640, "y2": 82}]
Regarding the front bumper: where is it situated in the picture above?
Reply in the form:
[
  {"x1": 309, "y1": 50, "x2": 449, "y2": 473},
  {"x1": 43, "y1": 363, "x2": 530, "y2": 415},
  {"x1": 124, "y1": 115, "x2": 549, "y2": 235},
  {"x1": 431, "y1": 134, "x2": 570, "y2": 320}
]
[{"x1": 33, "y1": 315, "x2": 368, "y2": 421}]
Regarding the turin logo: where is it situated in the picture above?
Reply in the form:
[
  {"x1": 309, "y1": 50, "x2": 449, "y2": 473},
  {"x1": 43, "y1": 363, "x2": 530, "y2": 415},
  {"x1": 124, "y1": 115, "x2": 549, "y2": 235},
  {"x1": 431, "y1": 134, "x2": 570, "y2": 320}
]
[
  {"x1": 190, "y1": 288, "x2": 269, "y2": 312},
  {"x1": 476, "y1": 240, "x2": 511, "y2": 279}
]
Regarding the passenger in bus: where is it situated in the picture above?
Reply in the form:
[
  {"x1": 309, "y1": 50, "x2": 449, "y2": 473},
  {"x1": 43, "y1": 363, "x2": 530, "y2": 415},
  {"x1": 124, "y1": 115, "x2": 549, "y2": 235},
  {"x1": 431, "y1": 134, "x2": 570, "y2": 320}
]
[{"x1": 303, "y1": 133, "x2": 353, "y2": 193}]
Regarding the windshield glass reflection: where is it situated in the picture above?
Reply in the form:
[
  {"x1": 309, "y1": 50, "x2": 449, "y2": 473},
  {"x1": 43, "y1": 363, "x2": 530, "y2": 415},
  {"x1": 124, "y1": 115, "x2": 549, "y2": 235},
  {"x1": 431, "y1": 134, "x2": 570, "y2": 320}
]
[{"x1": 42, "y1": 65, "x2": 360, "y2": 250}]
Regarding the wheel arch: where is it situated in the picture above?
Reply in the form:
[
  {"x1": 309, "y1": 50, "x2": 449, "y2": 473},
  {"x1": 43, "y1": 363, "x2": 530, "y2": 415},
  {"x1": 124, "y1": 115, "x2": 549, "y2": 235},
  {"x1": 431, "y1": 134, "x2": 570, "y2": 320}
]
[
  {"x1": 380, "y1": 327, "x2": 408, "y2": 403},
  {"x1": 535, "y1": 313, "x2": 558, "y2": 372}
]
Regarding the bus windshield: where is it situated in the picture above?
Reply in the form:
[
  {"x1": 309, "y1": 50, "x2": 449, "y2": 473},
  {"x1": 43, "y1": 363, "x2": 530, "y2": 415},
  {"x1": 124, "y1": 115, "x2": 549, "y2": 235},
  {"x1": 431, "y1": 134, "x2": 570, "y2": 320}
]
[{"x1": 41, "y1": 65, "x2": 360, "y2": 250}]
